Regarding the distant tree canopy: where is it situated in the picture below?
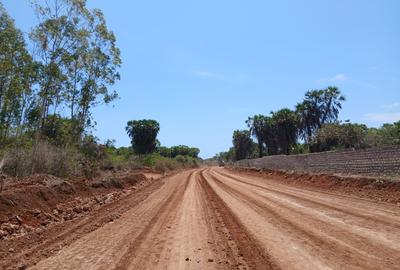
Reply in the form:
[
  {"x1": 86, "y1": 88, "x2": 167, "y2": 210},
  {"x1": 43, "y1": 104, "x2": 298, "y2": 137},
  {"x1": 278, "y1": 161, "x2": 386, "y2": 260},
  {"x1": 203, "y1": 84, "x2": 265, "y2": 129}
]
[
  {"x1": 125, "y1": 119, "x2": 160, "y2": 154},
  {"x1": 232, "y1": 130, "x2": 253, "y2": 161},
  {"x1": 271, "y1": 108, "x2": 298, "y2": 155},
  {"x1": 220, "y1": 87, "x2": 400, "y2": 162},
  {"x1": 246, "y1": 108, "x2": 297, "y2": 156},
  {"x1": 296, "y1": 87, "x2": 345, "y2": 143},
  {"x1": 158, "y1": 145, "x2": 200, "y2": 158},
  {"x1": 314, "y1": 122, "x2": 368, "y2": 151},
  {"x1": 246, "y1": 114, "x2": 266, "y2": 157},
  {"x1": 244, "y1": 87, "x2": 346, "y2": 156},
  {"x1": 214, "y1": 147, "x2": 235, "y2": 163}
]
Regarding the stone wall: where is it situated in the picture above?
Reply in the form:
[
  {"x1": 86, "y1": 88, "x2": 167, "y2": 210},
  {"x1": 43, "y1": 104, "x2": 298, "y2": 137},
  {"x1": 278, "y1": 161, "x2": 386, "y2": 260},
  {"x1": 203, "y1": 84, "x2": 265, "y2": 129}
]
[{"x1": 235, "y1": 146, "x2": 400, "y2": 177}]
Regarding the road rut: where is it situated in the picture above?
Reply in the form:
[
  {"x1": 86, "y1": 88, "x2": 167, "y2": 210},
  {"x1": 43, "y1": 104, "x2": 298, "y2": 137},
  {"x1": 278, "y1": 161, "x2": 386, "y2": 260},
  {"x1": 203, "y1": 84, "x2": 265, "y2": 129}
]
[{"x1": 27, "y1": 167, "x2": 400, "y2": 269}]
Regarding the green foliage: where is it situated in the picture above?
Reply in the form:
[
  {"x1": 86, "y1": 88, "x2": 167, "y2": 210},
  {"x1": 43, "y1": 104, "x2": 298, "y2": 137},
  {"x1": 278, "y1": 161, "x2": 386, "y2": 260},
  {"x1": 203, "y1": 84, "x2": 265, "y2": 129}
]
[
  {"x1": 244, "y1": 109, "x2": 298, "y2": 156},
  {"x1": 224, "y1": 87, "x2": 399, "y2": 159},
  {"x1": 296, "y1": 87, "x2": 345, "y2": 143},
  {"x1": 158, "y1": 145, "x2": 200, "y2": 158},
  {"x1": 379, "y1": 121, "x2": 400, "y2": 145},
  {"x1": 158, "y1": 146, "x2": 171, "y2": 158},
  {"x1": 260, "y1": 116, "x2": 279, "y2": 155},
  {"x1": 271, "y1": 108, "x2": 298, "y2": 155},
  {"x1": 340, "y1": 123, "x2": 368, "y2": 149},
  {"x1": 214, "y1": 147, "x2": 235, "y2": 163},
  {"x1": 0, "y1": 3, "x2": 39, "y2": 142},
  {"x1": 30, "y1": 0, "x2": 121, "y2": 135},
  {"x1": 0, "y1": 2, "x2": 201, "y2": 178},
  {"x1": 314, "y1": 122, "x2": 368, "y2": 151},
  {"x1": 79, "y1": 135, "x2": 106, "y2": 160},
  {"x1": 41, "y1": 114, "x2": 81, "y2": 146},
  {"x1": 290, "y1": 144, "x2": 310, "y2": 155},
  {"x1": 0, "y1": 0, "x2": 121, "y2": 158},
  {"x1": 232, "y1": 130, "x2": 253, "y2": 161},
  {"x1": 223, "y1": 87, "x2": 347, "y2": 159},
  {"x1": 366, "y1": 121, "x2": 400, "y2": 147},
  {"x1": 102, "y1": 147, "x2": 199, "y2": 172},
  {"x1": 125, "y1": 119, "x2": 160, "y2": 154},
  {"x1": 246, "y1": 115, "x2": 267, "y2": 157}
]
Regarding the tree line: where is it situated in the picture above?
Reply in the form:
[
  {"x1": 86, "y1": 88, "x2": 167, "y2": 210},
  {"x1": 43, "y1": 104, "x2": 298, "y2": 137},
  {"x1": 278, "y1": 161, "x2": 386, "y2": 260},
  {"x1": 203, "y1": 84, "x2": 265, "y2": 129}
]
[
  {"x1": 0, "y1": 1, "x2": 202, "y2": 177},
  {"x1": 0, "y1": 0, "x2": 120, "y2": 147},
  {"x1": 125, "y1": 119, "x2": 200, "y2": 158},
  {"x1": 216, "y1": 87, "x2": 400, "y2": 162}
]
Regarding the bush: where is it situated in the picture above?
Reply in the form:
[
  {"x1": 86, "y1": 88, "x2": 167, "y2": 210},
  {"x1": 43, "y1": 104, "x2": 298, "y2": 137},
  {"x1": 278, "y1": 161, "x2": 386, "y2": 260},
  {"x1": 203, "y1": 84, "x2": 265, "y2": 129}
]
[
  {"x1": 154, "y1": 159, "x2": 177, "y2": 172},
  {"x1": 2, "y1": 141, "x2": 83, "y2": 178},
  {"x1": 1, "y1": 139, "x2": 200, "y2": 178},
  {"x1": 2, "y1": 146, "x2": 31, "y2": 177}
]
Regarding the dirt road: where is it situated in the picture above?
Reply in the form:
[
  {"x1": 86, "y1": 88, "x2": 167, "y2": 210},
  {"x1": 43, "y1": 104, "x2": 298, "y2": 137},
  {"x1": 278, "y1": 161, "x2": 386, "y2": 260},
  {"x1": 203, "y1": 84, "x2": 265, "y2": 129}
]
[{"x1": 7, "y1": 167, "x2": 400, "y2": 269}]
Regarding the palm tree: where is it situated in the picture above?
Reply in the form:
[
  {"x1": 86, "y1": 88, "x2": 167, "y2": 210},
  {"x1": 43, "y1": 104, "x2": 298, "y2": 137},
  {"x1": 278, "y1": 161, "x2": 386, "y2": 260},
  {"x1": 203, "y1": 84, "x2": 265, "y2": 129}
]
[
  {"x1": 232, "y1": 130, "x2": 253, "y2": 160},
  {"x1": 271, "y1": 108, "x2": 298, "y2": 155},
  {"x1": 246, "y1": 115, "x2": 266, "y2": 157},
  {"x1": 297, "y1": 87, "x2": 345, "y2": 149}
]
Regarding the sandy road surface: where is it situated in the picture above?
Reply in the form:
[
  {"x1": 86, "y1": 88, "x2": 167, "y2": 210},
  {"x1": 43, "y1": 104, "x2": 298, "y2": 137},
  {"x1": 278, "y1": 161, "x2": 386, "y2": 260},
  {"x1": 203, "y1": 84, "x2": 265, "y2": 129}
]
[{"x1": 14, "y1": 167, "x2": 400, "y2": 269}]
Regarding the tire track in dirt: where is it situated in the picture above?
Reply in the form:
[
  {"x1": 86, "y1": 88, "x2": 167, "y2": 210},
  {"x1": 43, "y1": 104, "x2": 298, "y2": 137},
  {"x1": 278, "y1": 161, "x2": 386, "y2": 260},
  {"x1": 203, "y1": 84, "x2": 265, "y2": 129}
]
[
  {"x1": 1, "y1": 176, "x2": 167, "y2": 269},
  {"x1": 213, "y1": 170, "x2": 400, "y2": 248},
  {"x1": 114, "y1": 170, "x2": 197, "y2": 269},
  {"x1": 116, "y1": 169, "x2": 268, "y2": 269},
  {"x1": 148, "y1": 169, "x2": 245, "y2": 270},
  {"x1": 5, "y1": 167, "x2": 400, "y2": 269},
  {"x1": 31, "y1": 170, "x2": 196, "y2": 270},
  {"x1": 198, "y1": 170, "x2": 279, "y2": 270},
  {"x1": 216, "y1": 170, "x2": 400, "y2": 222},
  {"x1": 204, "y1": 168, "x2": 400, "y2": 269}
]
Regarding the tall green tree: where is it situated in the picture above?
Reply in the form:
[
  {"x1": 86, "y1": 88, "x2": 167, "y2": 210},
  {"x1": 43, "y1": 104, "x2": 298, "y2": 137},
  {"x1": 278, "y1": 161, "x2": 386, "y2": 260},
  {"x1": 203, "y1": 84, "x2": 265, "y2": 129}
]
[
  {"x1": 30, "y1": 0, "x2": 121, "y2": 137},
  {"x1": 296, "y1": 87, "x2": 345, "y2": 148},
  {"x1": 125, "y1": 119, "x2": 160, "y2": 154},
  {"x1": 0, "y1": 3, "x2": 38, "y2": 141},
  {"x1": 232, "y1": 130, "x2": 253, "y2": 161},
  {"x1": 259, "y1": 116, "x2": 279, "y2": 155},
  {"x1": 271, "y1": 108, "x2": 298, "y2": 155},
  {"x1": 246, "y1": 114, "x2": 266, "y2": 157}
]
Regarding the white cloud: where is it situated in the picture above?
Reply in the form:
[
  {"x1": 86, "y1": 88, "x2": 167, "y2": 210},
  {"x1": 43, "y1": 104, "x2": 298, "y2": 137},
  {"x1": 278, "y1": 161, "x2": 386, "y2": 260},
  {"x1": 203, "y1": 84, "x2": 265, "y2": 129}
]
[
  {"x1": 316, "y1": 73, "x2": 349, "y2": 84},
  {"x1": 364, "y1": 112, "x2": 400, "y2": 123},
  {"x1": 193, "y1": 70, "x2": 225, "y2": 80}
]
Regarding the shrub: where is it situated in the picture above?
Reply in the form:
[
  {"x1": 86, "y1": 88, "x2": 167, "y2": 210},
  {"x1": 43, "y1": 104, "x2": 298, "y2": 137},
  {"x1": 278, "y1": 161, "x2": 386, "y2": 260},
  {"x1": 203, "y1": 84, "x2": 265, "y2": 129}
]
[
  {"x1": 2, "y1": 141, "x2": 82, "y2": 178},
  {"x1": 154, "y1": 159, "x2": 177, "y2": 172}
]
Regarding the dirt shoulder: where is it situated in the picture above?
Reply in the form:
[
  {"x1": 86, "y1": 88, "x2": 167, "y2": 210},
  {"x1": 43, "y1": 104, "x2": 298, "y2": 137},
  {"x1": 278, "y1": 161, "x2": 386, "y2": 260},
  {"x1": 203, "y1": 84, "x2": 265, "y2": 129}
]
[
  {"x1": 228, "y1": 166, "x2": 400, "y2": 205},
  {"x1": 0, "y1": 168, "x2": 170, "y2": 269}
]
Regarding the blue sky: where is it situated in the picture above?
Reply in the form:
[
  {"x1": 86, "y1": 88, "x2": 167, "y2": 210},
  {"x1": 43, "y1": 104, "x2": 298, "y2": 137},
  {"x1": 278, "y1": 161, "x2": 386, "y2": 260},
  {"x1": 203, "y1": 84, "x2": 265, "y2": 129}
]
[{"x1": 4, "y1": 0, "x2": 400, "y2": 158}]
